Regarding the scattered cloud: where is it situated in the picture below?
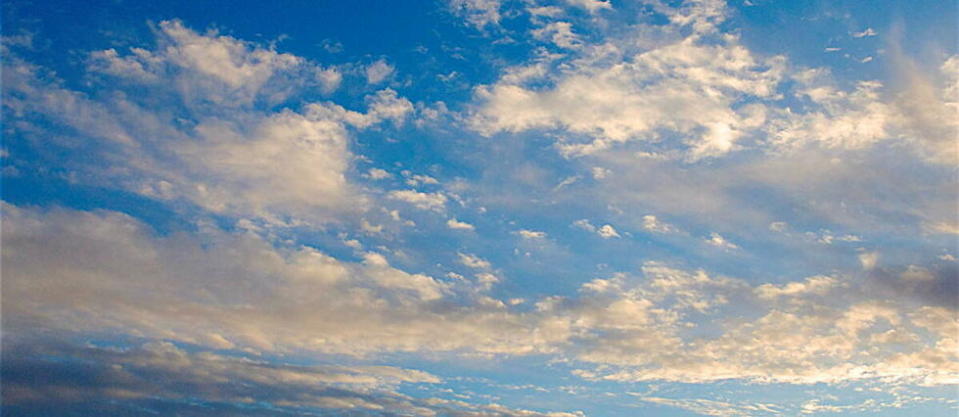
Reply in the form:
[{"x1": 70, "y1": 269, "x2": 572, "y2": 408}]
[
  {"x1": 705, "y1": 232, "x2": 738, "y2": 249},
  {"x1": 852, "y1": 28, "x2": 877, "y2": 38},
  {"x1": 516, "y1": 229, "x2": 547, "y2": 239},
  {"x1": 388, "y1": 189, "x2": 448, "y2": 211},
  {"x1": 365, "y1": 59, "x2": 395, "y2": 85},
  {"x1": 447, "y1": 218, "x2": 476, "y2": 230},
  {"x1": 642, "y1": 215, "x2": 680, "y2": 234},
  {"x1": 448, "y1": 0, "x2": 502, "y2": 29}
]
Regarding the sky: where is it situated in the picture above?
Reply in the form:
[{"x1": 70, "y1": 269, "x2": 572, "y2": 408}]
[{"x1": 1, "y1": 0, "x2": 957, "y2": 416}]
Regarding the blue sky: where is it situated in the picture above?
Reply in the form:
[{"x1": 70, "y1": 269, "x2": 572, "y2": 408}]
[{"x1": 2, "y1": 0, "x2": 957, "y2": 416}]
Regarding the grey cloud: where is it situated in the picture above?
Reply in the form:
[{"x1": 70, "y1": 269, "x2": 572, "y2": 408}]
[
  {"x1": 868, "y1": 263, "x2": 959, "y2": 310},
  {"x1": 2, "y1": 338, "x2": 580, "y2": 417}
]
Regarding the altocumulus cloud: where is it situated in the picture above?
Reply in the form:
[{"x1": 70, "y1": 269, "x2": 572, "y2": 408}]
[{"x1": 2, "y1": 2, "x2": 957, "y2": 416}]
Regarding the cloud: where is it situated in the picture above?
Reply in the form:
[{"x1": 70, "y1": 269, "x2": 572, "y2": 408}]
[
  {"x1": 705, "y1": 232, "x2": 738, "y2": 249},
  {"x1": 563, "y1": 0, "x2": 612, "y2": 14},
  {"x1": 532, "y1": 22, "x2": 582, "y2": 49},
  {"x1": 3, "y1": 5, "x2": 957, "y2": 416},
  {"x1": 859, "y1": 251, "x2": 880, "y2": 270},
  {"x1": 770, "y1": 76, "x2": 894, "y2": 150},
  {"x1": 87, "y1": 20, "x2": 324, "y2": 106},
  {"x1": 596, "y1": 224, "x2": 620, "y2": 239},
  {"x1": 0, "y1": 203, "x2": 536, "y2": 356},
  {"x1": 365, "y1": 59, "x2": 394, "y2": 85},
  {"x1": 458, "y1": 252, "x2": 492, "y2": 269},
  {"x1": 867, "y1": 263, "x2": 959, "y2": 310},
  {"x1": 516, "y1": 229, "x2": 547, "y2": 239},
  {"x1": 771, "y1": 51, "x2": 958, "y2": 165},
  {"x1": 572, "y1": 219, "x2": 619, "y2": 238},
  {"x1": 3, "y1": 203, "x2": 956, "y2": 387},
  {"x1": 2, "y1": 338, "x2": 583, "y2": 417},
  {"x1": 4, "y1": 20, "x2": 414, "y2": 224},
  {"x1": 448, "y1": 0, "x2": 502, "y2": 29},
  {"x1": 366, "y1": 168, "x2": 393, "y2": 180},
  {"x1": 755, "y1": 275, "x2": 842, "y2": 299},
  {"x1": 464, "y1": 2, "x2": 956, "y2": 168},
  {"x1": 469, "y1": 1, "x2": 784, "y2": 159},
  {"x1": 388, "y1": 189, "x2": 448, "y2": 211},
  {"x1": 852, "y1": 28, "x2": 877, "y2": 38},
  {"x1": 447, "y1": 218, "x2": 475, "y2": 230},
  {"x1": 642, "y1": 215, "x2": 679, "y2": 234}
]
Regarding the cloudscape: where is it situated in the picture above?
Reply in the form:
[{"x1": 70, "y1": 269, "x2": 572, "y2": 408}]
[{"x1": 2, "y1": 0, "x2": 957, "y2": 416}]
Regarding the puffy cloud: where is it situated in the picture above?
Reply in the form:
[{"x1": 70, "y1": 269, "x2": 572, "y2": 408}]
[
  {"x1": 572, "y1": 219, "x2": 620, "y2": 238},
  {"x1": 642, "y1": 215, "x2": 680, "y2": 234},
  {"x1": 563, "y1": 263, "x2": 957, "y2": 386},
  {"x1": 770, "y1": 50, "x2": 959, "y2": 165},
  {"x1": 366, "y1": 168, "x2": 393, "y2": 180},
  {"x1": 365, "y1": 59, "x2": 394, "y2": 85},
  {"x1": 563, "y1": 0, "x2": 612, "y2": 14},
  {"x1": 465, "y1": 1, "x2": 956, "y2": 170},
  {"x1": 770, "y1": 77, "x2": 894, "y2": 150},
  {"x1": 755, "y1": 275, "x2": 842, "y2": 299},
  {"x1": 87, "y1": 20, "x2": 324, "y2": 106},
  {"x1": 448, "y1": 0, "x2": 502, "y2": 29},
  {"x1": 596, "y1": 224, "x2": 620, "y2": 239},
  {"x1": 4, "y1": 20, "x2": 414, "y2": 224},
  {"x1": 447, "y1": 218, "x2": 476, "y2": 230},
  {"x1": 458, "y1": 252, "x2": 492, "y2": 269},
  {"x1": 388, "y1": 189, "x2": 448, "y2": 211},
  {"x1": 469, "y1": 1, "x2": 784, "y2": 158}
]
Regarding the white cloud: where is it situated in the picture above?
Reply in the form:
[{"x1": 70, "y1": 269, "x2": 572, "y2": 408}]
[
  {"x1": 366, "y1": 168, "x2": 392, "y2": 180},
  {"x1": 597, "y1": 224, "x2": 620, "y2": 239},
  {"x1": 771, "y1": 78, "x2": 893, "y2": 150},
  {"x1": 447, "y1": 218, "x2": 475, "y2": 230},
  {"x1": 755, "y1": 275, "x2": 841, "y2": 299},
  {"x1": 516, "y1": 229, "x2": 547, "y2": 239},
  {"x1": 4, "y1": 204, "x2": 956, "y2": 386},
  {"x1": 448, "y1": 0, "x2": 501, "y2": 29},
  {"x1": 388, "y1": 189, "x2": 448, "y2": 211},
  {"x1": 590, "y1": 167, "x2": 611, "y2": 180},
  {"x1": 859, "y1": 251, "x2": 879, "y2": 270},
  {"x1": 458, "y1": 252, "x2": 491, "y2": 270},
  {"x1": 852, "y1": 28, "x2": 877, "y2": 38},
  {"x1": 532, "y1": 22, "x2": 582, "y2": 49},
  {"x1": 405, "y1": 173, "x2": 440, "y2": 187},
  {"x1": 469, "y1": 2, "x2": 785, "y2": 158},
  {"x1": 87, "y1": 20, "x2": 324, "y2": 106},
  {"x1": 563, "y1": 0, "x2": 611, "y2": 14},
  {"x1": 316, "y1": 67, "x2": 342, "y2": 93},
  {"x1": 572, "y1": 219, "x2": 596, "y2": 232},
  {"x1": 642, "y1": 215, "x2": 679, "y2": 234},
  {"x1": 364, "y1": 88, "x2": 415, "y2": 126},
  {"x1": 365, "y1": 59, "x2": 394, "y2": 85},
  {"x1": 5, "y1": 20, "x2": 416, "y2": 224},
  {"x1": 705, "y1": 232, "x2": 738, "y2": 249},
  {"x1": 572, "y1": 219, "x2": 619, "y2": 238}
]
